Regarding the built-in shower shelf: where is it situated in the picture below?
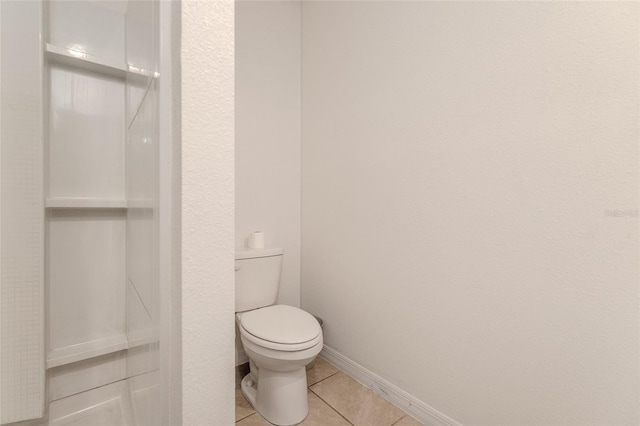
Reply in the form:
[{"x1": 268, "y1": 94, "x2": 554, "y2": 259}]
[
  {"x1": 47, "y1": 334, "x2": 128, "y2": 369},
  {"x1": 46, "y1": 197, "x2": 127, "y2": 209},
  {"x1": 127, "y1": 327, "x2": 160, "y2": 349},
  {"x1": 45, "y1": 43, "x2": 127, "y2": 79}
]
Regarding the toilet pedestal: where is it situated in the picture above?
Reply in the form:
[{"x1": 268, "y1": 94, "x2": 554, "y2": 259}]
[{"x1": 241, "y1": 366, "x2": 309, "y2": 425}]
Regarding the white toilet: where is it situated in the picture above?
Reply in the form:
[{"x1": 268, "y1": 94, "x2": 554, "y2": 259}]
[{"x1": 235, "y1": 247, "x2": 323, "y2": 426}]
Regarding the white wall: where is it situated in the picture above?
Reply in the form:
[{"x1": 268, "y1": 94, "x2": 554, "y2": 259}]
[
  {"x1": 182, "y1": 1, "x2": 235, "y2": 424},
  {"x1": 301, "y1": 2, "x2": 639, "y2": 425},
  {"x1": 235, "y1": 0, "x2": 301, "y2": 307}
]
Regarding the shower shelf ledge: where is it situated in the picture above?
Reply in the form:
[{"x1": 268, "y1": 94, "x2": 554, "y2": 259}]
[
  {"x1": 46, "y1": 197, "x2": 127, "y2": 209},
  {"x1": 45, "y1": 43, "x2": 127, "y2": 79},
  {"x1": 47, "y1": 334, "x2": 128, "y2": 369}
]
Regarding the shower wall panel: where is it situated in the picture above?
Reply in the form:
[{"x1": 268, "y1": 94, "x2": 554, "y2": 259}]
[
  {"x1": 48, "y1": 209, "x2": 126, "y2": 355},
  {"x1": 0, "y1": 1, "x2": 45, "y2": 423},
  {"x1": 48, "y1": 65, "x2": 125, "y2": 199},
  {"x1": 1, "y1": 1, "x2": 168, "y2": 423},
  {"x1": 44, "y1": 1, "x2": 131, "y2": 422},
  {"x1": 125, "y1": 1, "x2": 160, "y2": 424}
]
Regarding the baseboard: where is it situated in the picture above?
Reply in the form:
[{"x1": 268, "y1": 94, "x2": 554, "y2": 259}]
[{"x1": 320, "y1": 345, "x2": 461, "y2": 426}]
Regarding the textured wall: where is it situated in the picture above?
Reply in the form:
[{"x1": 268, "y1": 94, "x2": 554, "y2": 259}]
[
  {"x1": 181, "y1": 1, "x2": 235, "y2": 424},
  {"x1": 235, "y1": 0, "x2": 301, "y2": 308},
  {"x1": 301, "y1": 2, "x2": 639, "y2": 424}
]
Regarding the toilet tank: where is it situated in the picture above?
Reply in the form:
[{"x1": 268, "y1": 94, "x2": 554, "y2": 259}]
[{"x1": 235, "y1": 247, "x2": 283, "y2": 313}]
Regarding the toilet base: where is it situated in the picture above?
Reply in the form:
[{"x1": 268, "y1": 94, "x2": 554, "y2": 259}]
[{"x1": 241, "y1": 365, "x2": 309, "y2": 426}]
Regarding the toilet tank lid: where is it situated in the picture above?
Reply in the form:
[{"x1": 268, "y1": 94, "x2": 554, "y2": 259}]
[{"x1": 235, "y1": 247, "x2": 283, "y2": 260}]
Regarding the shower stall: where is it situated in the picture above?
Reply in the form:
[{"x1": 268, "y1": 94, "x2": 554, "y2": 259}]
[{"x1": 1, "y1": 1, "x2": 178, "y2": 424}]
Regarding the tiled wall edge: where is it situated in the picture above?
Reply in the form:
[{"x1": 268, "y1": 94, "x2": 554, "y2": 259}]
[{"x1": 320, "y1": 345, "x2": 462, "y2": 426}]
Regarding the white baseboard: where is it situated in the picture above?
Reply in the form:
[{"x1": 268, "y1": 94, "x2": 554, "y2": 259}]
[{"x1": 320, "y1": 345, "x2": 461, "y2": 426}]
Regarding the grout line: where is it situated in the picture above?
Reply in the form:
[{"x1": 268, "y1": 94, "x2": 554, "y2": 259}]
[
  {"x1": 235, "y1": 406, "x2": 255, "y2": 421},
  {"x1": 236, "y1": 412, "x2": 258, "y2": 424},
  {"x1": 307, "y1": 369, "x2": 339, "y2": 387},
  {"x1": 309, "y1": 362, "x2": 410, "y2": 426},
  {"x1": 390, "y1": 415, "x2": 409, "y2": 426},
  {"x1": 235, "y1": 411, "x2": 255, "y2": 423},
  {"x1": 308, "y1": 388, "x2": 355, "y2": 426},
  {"x1": 235, "y1": 392, "x2": 256, "y2": 423}
]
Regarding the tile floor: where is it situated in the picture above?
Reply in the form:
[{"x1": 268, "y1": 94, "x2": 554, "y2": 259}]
[{"x1": 236, "y1": 358, "x2": 423, "y2": 426}]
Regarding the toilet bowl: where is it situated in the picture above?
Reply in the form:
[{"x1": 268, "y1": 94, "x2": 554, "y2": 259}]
[{"x1": 237, "y1": 304, "x2": 323, "y2": 425}]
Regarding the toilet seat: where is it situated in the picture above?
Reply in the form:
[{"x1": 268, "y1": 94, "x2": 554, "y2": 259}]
[{"x1": 238, "y1": 305, "x2": 321, "y2": 352}]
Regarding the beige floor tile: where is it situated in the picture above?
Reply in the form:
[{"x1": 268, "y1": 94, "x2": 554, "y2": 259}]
[
  {"x1": 300, "y1": 392, "x2": 351, "y2": 426},
  {"x1": 236, "y1": 388, "x2": 255, "y2": 422},
  {"x1": 310, "y1": 372, "x2": 405, "y2": 426},
  {"x1": 393, "y1": 415, "x2": 424, "y2": 426},
  {"x1": 306, "y1": 357, "x2": 339, "y2": 386},
  {"x1": 236, "y1": 413, "x2": 269, "y2": 425},
  {"x1": 236, "y1": 391, "x2": 350, "y2": 426}
]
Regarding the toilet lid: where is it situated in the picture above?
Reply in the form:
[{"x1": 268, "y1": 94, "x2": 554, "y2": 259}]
[{"x1": 240, "y1": 305, "x2": 320, "y2": 345}]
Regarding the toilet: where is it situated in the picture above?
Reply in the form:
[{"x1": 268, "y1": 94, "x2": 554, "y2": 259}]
[{"x1": 235, "y1": 247, "x2": 323, "y2": 426}]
